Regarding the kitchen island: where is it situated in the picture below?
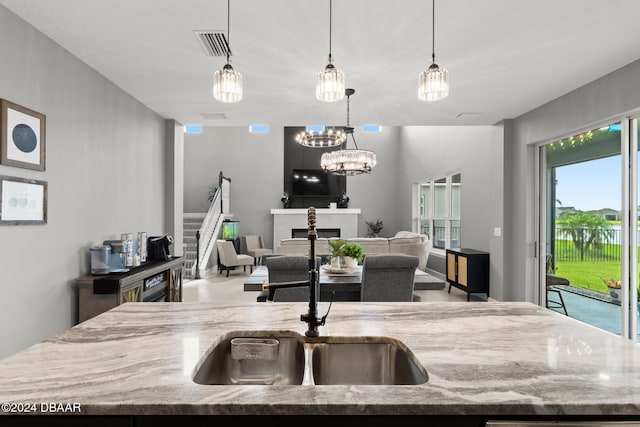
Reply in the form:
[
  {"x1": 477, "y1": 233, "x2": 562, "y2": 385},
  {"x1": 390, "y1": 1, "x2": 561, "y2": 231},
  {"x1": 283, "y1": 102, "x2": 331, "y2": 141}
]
[{"x1": 0, "y1": 301, "x2": 639, "y2": 424}]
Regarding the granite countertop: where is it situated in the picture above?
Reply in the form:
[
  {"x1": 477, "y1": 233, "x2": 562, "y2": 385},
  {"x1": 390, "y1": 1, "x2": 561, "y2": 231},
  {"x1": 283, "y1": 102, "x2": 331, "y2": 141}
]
[{"x1": 0, "y1": 301, "x2": 639, "y2": 417}]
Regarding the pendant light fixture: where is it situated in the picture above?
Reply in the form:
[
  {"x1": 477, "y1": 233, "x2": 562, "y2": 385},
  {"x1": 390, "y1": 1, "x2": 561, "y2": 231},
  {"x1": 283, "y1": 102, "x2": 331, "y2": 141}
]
[
  {"x1": 316, "y1": 0, "x2": 345, "y2": 103},
  {"x1": 295, "y1": 126, "x2": 346, "y2": 148},
  {"x1": 321, "y1": 89, "x2": 377, "y2": 176},
  {"x1": 418, "y1": 0, "x2": 449, "y2": 102},
  {"x1": 213, "y1": 0, "x2": 243, "y2": 103}
]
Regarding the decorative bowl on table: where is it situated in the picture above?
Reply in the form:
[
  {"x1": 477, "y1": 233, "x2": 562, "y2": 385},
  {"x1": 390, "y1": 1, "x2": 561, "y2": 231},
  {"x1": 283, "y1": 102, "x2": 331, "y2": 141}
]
[{"x1": 322, "y1": 265, "x2": 355, "y2": 274}]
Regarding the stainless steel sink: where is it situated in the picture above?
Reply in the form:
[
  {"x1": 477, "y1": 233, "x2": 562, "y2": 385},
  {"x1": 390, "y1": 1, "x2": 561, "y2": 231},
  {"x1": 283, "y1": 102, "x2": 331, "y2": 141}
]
[
  {"x1": 192, "y1": 331, "x2": 428, "y2": 386},
  {"x1": 310, "y1": 336, "x2": 429, "y2": 385},
  {"x1": 192, "y1": 330, "x2": 306, "y2": 385}
]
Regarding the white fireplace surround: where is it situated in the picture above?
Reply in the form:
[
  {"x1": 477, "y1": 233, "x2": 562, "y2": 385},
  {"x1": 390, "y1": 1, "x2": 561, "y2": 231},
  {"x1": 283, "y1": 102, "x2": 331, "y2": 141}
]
[{"x1": 271, "y1": 208, "x2": 361, "y2": 249}]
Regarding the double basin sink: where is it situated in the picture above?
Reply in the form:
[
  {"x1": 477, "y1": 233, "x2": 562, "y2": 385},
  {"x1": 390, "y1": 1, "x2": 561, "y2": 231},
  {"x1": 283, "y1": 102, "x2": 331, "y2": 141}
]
[{"x1": 192, "y1": 330, "x2": 429, "y2": 386}]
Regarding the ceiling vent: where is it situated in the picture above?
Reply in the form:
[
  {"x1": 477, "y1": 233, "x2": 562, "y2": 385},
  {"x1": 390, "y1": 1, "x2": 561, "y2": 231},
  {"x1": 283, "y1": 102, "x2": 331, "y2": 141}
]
[
  {"x1": 455, "y1": 113, "x2": 484, "y2": 119},
  {"x1": 201, "y1": 112, "x2": 227, "y2": 120},
  {"x1": 194, "y1": 30, "x2": 230, "y2": 57}
]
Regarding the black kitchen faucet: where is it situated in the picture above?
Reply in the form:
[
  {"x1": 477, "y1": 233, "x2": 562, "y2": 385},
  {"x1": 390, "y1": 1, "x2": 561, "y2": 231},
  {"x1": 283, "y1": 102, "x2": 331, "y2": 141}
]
[{"x1": 300, "y1": 206, "x2": 332, "y2": 337}]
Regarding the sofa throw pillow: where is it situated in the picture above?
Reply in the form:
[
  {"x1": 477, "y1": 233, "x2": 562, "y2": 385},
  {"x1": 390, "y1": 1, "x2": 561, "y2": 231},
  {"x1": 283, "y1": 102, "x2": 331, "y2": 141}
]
[
  {"x1": 393, "y1": 231, "x2": 421, "y2": 239},
  {"x1": 388, "y1": 236, "x2": 422, "y2": 245}
]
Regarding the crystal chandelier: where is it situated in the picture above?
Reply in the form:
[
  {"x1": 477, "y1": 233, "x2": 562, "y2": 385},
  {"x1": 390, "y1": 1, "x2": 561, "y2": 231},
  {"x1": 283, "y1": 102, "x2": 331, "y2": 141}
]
[
  {"x1": 321, "y1": 89, "x2": 377, "y2": 176},
  {"x1": 418, "y1": 0, "x2": 449, "y2": 102},
  {"x1": 295, "y1": 127, "x2": 346, "y2": 148},
  {"x1": 316, "y1": 0, "x2": 345, "y2": 103},
  {"x1": 213, "y1": 0, "x2": 242, "y2": 103}
]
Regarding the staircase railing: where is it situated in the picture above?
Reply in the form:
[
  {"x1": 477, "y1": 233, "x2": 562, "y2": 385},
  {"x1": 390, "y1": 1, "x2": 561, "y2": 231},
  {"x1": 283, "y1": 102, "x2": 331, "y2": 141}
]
[{"x1": 191, "y1": 172, "x2": 231, "y2": 278}]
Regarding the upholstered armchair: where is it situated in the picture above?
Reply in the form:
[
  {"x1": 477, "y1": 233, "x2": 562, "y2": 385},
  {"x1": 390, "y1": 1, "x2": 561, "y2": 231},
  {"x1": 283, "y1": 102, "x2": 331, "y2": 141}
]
[
  {"x1": 360, "y1": 254, "x2": 419, "y2": 302},
  {"x1": 216, "y1": 240, "x2": 254, "y2": 277},
  {"x1": 241, "y1": 235, "x2": 273, "y2": 265}
]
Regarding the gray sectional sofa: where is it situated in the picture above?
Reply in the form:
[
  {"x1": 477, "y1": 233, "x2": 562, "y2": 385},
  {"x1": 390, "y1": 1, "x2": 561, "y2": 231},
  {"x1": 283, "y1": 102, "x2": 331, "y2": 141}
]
[{"x1": 276, "y1": 231, "x2": 431, "y2": 271}]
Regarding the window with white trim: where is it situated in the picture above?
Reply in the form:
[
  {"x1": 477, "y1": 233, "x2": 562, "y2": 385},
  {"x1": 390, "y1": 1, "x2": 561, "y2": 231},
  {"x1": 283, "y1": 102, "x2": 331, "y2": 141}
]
[{"x1": 415, "y1": 173, "x2": 461, "y2": 250}]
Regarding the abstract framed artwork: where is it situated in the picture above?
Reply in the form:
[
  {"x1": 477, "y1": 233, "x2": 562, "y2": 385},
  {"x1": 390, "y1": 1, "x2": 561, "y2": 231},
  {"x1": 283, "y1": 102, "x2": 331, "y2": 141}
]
[
  {"x1": 0, "y1": 99, "x2": 46, "y2": 171},
  {"x1": 0, "y1": 175, "x2": 48, "y2": 225}
]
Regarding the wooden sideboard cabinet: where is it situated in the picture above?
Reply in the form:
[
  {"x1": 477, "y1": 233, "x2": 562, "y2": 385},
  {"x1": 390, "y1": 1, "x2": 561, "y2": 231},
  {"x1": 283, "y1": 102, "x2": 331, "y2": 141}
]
[
  {"x1": 446, "y1": 248, "x2": 489, "y2": 301},
  {"x1": 77, "y1": 257, "x2": 183, "y2": 323}
]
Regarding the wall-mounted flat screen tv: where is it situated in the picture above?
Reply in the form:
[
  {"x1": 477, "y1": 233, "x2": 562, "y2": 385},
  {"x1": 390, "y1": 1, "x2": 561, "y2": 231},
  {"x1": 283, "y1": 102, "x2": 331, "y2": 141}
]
[
  {"x1": 222, "y1": 221, "x2": 239, "y2": 240},
  {"x1": 292, "y1": 169, "x2": 343, "y2": 196}
]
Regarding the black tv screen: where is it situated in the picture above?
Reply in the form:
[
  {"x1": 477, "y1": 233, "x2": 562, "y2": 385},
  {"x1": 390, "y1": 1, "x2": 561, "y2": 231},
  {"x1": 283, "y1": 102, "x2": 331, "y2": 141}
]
[{"x1": 292, "y1": 169, "x2": 339, "y2": 196}]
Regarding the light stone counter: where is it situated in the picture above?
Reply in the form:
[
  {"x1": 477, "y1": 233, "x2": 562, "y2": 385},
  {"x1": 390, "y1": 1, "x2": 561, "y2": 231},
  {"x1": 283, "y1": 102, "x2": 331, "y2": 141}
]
[{"x1": 0, "y1": 301, "x2": 639, "y2": 420}]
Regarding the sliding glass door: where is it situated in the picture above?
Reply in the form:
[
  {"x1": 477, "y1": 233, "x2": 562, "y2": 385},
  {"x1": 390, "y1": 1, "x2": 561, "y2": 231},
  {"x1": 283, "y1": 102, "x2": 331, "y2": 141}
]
[
  {"x1": 632, "y1": 117, "x2": 639, "y2": 340},
  {"x1": 542, "y1": 120, "x2": 638, "y2": 341}
]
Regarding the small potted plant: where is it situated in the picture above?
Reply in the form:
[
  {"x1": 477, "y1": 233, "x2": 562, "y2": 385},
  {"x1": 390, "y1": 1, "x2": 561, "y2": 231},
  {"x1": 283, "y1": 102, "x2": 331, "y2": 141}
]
[
  {"x1": 328, "y1": 239, "x2": 347, "y2": 268},
  {"x1": 365, "y1": 219, "x2": 384, "y2": 237},
  {"x1": 601, "y1": 278, "x2": 622, "y2": 303},
  {"x1": 342, "y1": 243, "x2": 364, "y2": 268},
  {"x1": 207, "y1": 186, "x2": 218, "y2": 202},
  {"x1": 327, "y1": 239, "x2": 362, "y2": 269}
]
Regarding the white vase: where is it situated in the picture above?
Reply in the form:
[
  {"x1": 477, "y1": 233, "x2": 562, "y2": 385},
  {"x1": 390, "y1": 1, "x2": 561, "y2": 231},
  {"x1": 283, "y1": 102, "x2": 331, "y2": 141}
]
[
  {"x1": 330, "y1": 256, "x2": 357, "y2": 269},
  {"x1": 343, "y1": 256, "x2": 357, "y2": 269},
  {"x1": 330, "y1": 256, "x2": 342, "y2": 269}
]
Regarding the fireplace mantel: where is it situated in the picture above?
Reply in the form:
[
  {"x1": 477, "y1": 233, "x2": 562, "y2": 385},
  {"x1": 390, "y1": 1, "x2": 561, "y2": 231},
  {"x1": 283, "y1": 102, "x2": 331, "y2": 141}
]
[
  {"x1": 270, "y1": 208, "x2": 361, "y2": 216},
  {"x1": 271, "y1": 208, "x2": 361, "y2": 250}
]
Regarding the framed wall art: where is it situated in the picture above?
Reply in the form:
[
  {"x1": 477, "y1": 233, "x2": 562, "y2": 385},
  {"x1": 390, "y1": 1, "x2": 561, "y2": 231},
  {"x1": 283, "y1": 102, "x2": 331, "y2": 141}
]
[
  {"x1": 0, "y1": 175, "x2": 48, "y2": 225},
  {"x1": 0, "y1": 99, "x2": 46, "y2": 171}
]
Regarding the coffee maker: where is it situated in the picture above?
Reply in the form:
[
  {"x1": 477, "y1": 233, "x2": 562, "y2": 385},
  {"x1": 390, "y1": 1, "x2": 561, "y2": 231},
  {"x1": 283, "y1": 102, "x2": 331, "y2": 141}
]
[
  {"x1": 102, "y1": 240, "x2": 128, "y2": 272},
  {"x1": 147, "y1": 234, "x2": 174, "y2": 261}
]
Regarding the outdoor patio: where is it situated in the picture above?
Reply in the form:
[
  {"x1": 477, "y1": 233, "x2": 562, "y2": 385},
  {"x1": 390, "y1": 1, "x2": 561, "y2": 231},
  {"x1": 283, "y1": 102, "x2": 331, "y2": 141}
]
[{"x1": 550, "y1": 285, "x2": 640, "y2": 340}]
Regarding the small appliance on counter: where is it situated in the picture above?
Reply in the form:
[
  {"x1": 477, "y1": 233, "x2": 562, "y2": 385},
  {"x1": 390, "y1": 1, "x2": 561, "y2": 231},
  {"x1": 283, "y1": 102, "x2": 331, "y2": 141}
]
[
  {"x1": 147, "y1": 234, "x2": 174, "y2": 261},
  {"x1": 102, "y1": 239, "x2": 129, "y2": 273},
  {"x1": 90, "y1": 245, "x2": 111, "y2": 275}
]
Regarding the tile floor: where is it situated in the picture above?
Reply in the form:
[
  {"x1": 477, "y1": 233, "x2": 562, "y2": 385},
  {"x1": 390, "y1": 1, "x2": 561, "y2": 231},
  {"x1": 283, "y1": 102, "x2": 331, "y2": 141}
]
[{"x1": 182, "y1": 268, "x2": 475, "y2": 304}]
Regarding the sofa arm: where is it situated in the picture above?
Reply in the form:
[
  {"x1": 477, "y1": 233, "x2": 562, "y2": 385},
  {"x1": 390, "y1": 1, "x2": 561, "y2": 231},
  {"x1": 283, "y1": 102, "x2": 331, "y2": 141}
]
[{"x1": 389, "y1": 234, "x2": 430, "y2": 271}]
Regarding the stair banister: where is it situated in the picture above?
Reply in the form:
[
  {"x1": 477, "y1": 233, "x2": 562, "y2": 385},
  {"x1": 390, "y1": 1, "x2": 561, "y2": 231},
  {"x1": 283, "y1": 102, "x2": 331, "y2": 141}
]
[{"x1": 191, "y1": 172, "x2": 231, "y2": 278}]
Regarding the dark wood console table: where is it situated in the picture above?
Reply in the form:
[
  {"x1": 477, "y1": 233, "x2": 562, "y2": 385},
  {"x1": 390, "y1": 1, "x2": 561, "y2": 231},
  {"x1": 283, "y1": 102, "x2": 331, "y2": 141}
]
[{"x1": 77, "y1": 257, "x2": 183, "y2": 323}]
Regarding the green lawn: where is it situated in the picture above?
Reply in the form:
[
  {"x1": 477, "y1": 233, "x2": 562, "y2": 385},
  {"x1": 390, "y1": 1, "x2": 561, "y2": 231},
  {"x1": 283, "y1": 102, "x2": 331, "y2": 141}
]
[
  {"x1": 554, "y1": 260, "x2": 640, "y2": 300},
  {"x1": 551, "y1": 229, "x2": 640, "y2": 298},
  {"x1": 553, "y1": 260, "x2": 619, "y2": 294}
]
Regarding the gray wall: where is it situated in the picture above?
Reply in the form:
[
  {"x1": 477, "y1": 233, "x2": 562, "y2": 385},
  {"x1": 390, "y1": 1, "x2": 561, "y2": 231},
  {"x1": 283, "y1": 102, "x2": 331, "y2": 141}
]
[
  {"x1": 398, "y1": 126, "x2": 503, "y2": 299},
  {"x1": 507, "y1": 58, "x2": 640, "y2": 302},
  {"x1": 184, "y1": 127, "x2": 284, "y2": 248},
  {"x1": 0, "y1": 7, "x2": 167, "y2": 358}
]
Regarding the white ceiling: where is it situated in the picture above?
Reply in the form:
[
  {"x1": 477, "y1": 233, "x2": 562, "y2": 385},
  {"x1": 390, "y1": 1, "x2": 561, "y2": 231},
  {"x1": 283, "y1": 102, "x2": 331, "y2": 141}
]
[{"x1": 2, "y1": 0, "x2": 640, "y2": 127}]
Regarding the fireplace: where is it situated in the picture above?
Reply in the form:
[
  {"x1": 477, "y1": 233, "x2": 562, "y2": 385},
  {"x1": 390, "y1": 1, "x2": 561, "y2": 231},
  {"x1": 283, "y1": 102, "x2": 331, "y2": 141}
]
[
  {"x1": 271, "y1": 208, "x2": 361, "y2": 250},
  {"x1": 291, "y1": 228, "x2": 340, "y2": 239}
]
